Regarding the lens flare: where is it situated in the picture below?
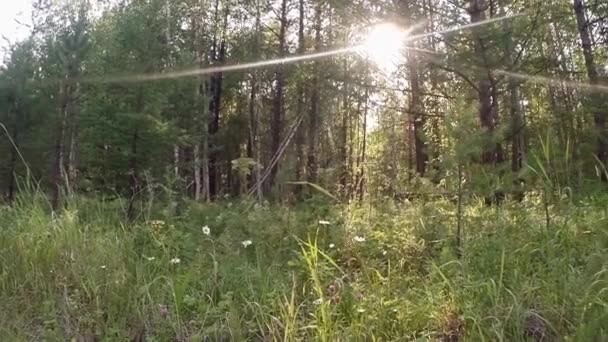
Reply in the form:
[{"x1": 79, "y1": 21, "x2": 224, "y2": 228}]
[{"x1": 359, "y1": 23, "x2": 407, "y2": 73}]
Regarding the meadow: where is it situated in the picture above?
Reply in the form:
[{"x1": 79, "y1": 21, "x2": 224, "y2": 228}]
[{"x1": 0, "y1": 192, "x2": 606, "y2": 341}]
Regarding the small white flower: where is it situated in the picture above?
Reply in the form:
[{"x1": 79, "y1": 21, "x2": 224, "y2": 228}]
[
  {"x1": 100, "y1": 265, "x2": 107, "y2": 269},
  {"x1": 329, "y1": 243, "x2": 335, "y2": 249},
  {"x1": 353, "y1": 236, "x2": 366, "y2": 243},
  {"x1": 202, "y1": 225, "x2": 211, "y2": 236},
  {"x1": 170, "y1": 257, "x2": 181, "y2": 264},
  {"x1": 313, "y1": 298, "x2": 322, "y2": 305},
  {"x1": 146, "y1": 256, "x2": 156, "y2": 261},
  {"x1": 241, "y1": 240, "x2": 253, "y2": 248},
  {"x1": 382, "y1": 250, "x2": 388, "y2": 256},
  {"x1": 318, "y1": 220, "x2": 331, "y2": 225},
  {"x1": 357, "y1": 308, "x2": 366, "y2": 313}
]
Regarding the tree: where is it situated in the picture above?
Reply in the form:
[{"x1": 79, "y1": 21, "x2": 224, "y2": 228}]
[
  {"x1": 573, "y1": 0, "x2": 608, "y2": 169},
  {"x1": 265, "y1": 0, "x2": 289, "y2": 194},
  {"x1": 48, "y1": 3, "x2": 91, "y2": 211}
]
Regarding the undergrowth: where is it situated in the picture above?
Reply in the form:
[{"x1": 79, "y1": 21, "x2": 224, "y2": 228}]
[{"x1": 0, "y1": 193, "x2": 606, "y2": 341}]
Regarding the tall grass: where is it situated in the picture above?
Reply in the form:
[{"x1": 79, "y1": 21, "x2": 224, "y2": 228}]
[{"x1": 0, "y1": 192, "x2": 606, "y2": 340}]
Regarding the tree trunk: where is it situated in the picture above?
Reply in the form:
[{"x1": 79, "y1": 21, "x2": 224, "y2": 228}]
[
  {"x1": 6, "y1": 96, "x2": 18, "y2": 203},
  {"x1": 194, "y1": 144, "x2": 201, "y2": 200},
  {"x1": 573, "y1": 0, "x2": 608, "y2": 167},
  {"x1": 424, "y1": 0, "x2": 443, "y2": 180},
  {"x1": 502, "y1": 7, "x2": 525, "y2": 173},
  {"x1": 294, "y1": 0, "x2": 306, "y2": 197},
  {"x1": 66, "y1": 87, "x2": 80, "y2": 197},
  {"x1": 399, "y1": 0, "x2": 429, "y2": 177},
  {"x1": 509, "y1": 82, "x2": 524, "y2": 172},
  {"x1": 358, "y1": 87, "x2": 369, "y2": 201},
  {"x1": 339, "y1": 60, "x2": 350, "y2": 197},
  {"x1": 207, "y1": 2, "x2": 226, "y2": 199},
  {"x1": 307, "y1": 3, "x2": 322, "y2": 185},
  {"x1": 247, "y1": 74, "x2": 263, "y2": 201},
  {"x1": 468, "y1": 0, "x2": 501, "y2": 165},
  {"x1": 194, "y1": 0, "x2": 210, "y2": 202},
  {"x1": 52, "y1": 80, "x2": 70, "y2": 211},
  {"x1": 246, "y1": 0, "x2": 263, "y2": 202},
  {"x1": 201, "y1": 81, "x2": 211, "y2": 202},
  {"x1": 266, "y1": 0, "x2": 289, "y2": 194},
  {"x1": 407, "y1": 51, "x2": 428, "y2": 176},
  {"x1": 127, "y1": 129, "x2": 139, "y2": 222}
]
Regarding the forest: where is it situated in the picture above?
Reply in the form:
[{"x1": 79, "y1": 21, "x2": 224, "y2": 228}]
[{"x1": 0, "y1": 0, "x2": 607, "y2": 340}]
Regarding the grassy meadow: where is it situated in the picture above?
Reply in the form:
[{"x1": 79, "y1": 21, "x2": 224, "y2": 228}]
[{"x1": 0, "y1": 192, "x2": 606, "y2": 341}]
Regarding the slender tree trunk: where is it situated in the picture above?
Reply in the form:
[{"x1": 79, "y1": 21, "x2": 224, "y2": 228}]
[
  {"x1": 7, "y1": 97, "x2": 18, "y2": 203},
  {"x1": 399, "y1": 0, "x2": 428, "y2": 176},
  {"x1": 52, "y1": 80, "x2": 70, "y2": 211},
  {"x1": 208, "y1": 40, "x2": 225, "y2": 199},
  {"x1": 456, "y1": 161, "x2": 463, "y2": 257},
  {"x1": 349, "y1": 94, "x2": 361, "y2": 200},
  {"x1": 206, "y1": 0, "x2": 228, "y2": 199},
  {"x1": 294, "y1": 0, "x2": 306, "y2": 197},
  {"x1": 194, "y1": 0, "x2": 210, "y2": 202},
  {"x1": 67, "y1": 88, "x2": 79, "y2": 196},
  {"x1": 408, "y1": 121, "x2": 414, "y2": 182},
  {"x1": 127, "y1": 129, "x2": 139, "y2": 222},
  {"x1": 266, "y1": 0, "x2": 288, "y2": 194},
  {"x1": 358, "y1": 87, "x2": 369, "y2": 201},
  {"x1": 201, "y1": 81, "x2": 211, "y2": 202},
  {"x1": 502, "y1": 7, "x2": 525, "y2": 173},
  {"x1": 509, "y1": 83, "x2": 524, "y2": 171},
  {"x1": 247, "y1": 74, "x2": 263, "y2": 202},
  {"x1": 339, "y1": 60, "x2": 350, "y2": 197},
  {"x1": 307, "y1": 3, "x2": 322, "y2": 185},
  {"x1": 573, "y1": 0, "x2": 608, "y2": 167},
  {"x1": 468, "y1": 0, "x2": 501, "y2": 165},
  {"x1": 407, "y1": 52, "x2": 428, "y2": 176},
  {"x1": 126, "y1": 90, "x2": 144, "y2": 221},
  {"x1": 208, "y1": 41, "x2": 225, "y2": 198},
  {"x1": 194, "y1": 144, "x2": 201, "y2": 200},
  {"x1": 246, "y1": 0, "x2": 263, "y2": 202},
  {"x1": 424, "y1": 0, "x2": 443, "y2": 180}
]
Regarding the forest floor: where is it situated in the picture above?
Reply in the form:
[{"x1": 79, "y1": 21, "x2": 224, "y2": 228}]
[{"x1": 0, "y1": 193, "x2": 606, "y2": 341}]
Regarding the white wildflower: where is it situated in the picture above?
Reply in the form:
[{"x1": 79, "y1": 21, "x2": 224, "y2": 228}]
[
  {"x1": 318, "y1": 220, "x2": 331, "y2": 225},
  {"x1": 353, "y1": 236, "x2": 366, "y2": 243},
  {"x1": 202, "y1": 225, "x2": 211, "y2": 236},
  {"x1": 357, "y1": 308, "x2": 366, "y2": 313},
  {"x1": 329, "y1": 243, "x2": 335, "y2": 249},
  {"x1": 382, "y1": 250, "x2": 388, "y2": 256},
  {"x1": 100, "y1": 265, "x2": 107, "y2": 269},
  {"x1": 241, "y1": 240, "x2": 253, "y2": 248},
  {"x1": 313, "y1": 298, "x2": 322, "y2": 305},
  {"x1": 146, "y1": 256, "x2": 156, "y2": 261},
  {"x1": 170, "y1": 257, "x2": 181, "y2": 264}
]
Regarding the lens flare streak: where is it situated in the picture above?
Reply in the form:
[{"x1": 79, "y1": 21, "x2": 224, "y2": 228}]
[{"x1": 80, "y1": 12, "x2": 608, "y2": 96}]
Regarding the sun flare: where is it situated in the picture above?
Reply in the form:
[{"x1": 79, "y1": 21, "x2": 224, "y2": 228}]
[{"x1": 360, "y1": 23, "x2": 407, "y2": 72}]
